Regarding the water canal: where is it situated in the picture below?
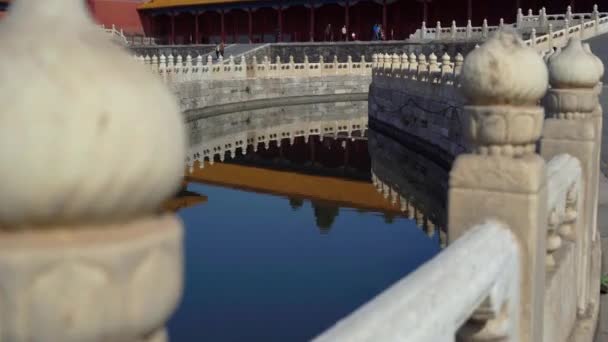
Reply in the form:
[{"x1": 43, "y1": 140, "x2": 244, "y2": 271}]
[{"x1": 165, "y1": 102, "x2": 449, "y2": 341}]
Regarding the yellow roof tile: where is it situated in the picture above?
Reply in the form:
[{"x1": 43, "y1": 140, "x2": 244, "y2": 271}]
[{"x1": 138, "y1": 0, "x2": 257, "y2": 10}]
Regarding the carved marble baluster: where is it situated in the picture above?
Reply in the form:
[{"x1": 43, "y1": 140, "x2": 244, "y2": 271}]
[
  {"x1": 546, "y1": 209, "x2": 562, "y2": 268},
  {"x1": 450, "y1": 30, "x2": 549, "y2": 342},
  {"x1": 541, "y1": 37, "x2": 604, "y2": 317}
]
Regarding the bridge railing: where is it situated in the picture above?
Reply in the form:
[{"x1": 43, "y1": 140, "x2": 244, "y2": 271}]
[
  {"x1": 132, "y1": 53, "x2": 372, "y2": 83},
  {"x1": 314, "y1": 222, "x2": 520, "y2": 341},
  {"x1": 526, "y1": 8, "x2": 608, "y2": 52},
  {"x1": 99, "y1": 24, "x2": 129, "y2": 46},
  {"x1": 409, "y1": 4, "x2": 608, "y2": 43},
  {"x1": 321, "y1": 31, "x2": 603, "y2": 342}
]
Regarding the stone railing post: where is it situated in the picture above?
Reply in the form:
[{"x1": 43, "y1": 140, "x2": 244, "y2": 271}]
[
  {"x1": 421, "y1": 21, "x2": 427, "y2": 39},
  {"x1": 593, "y1": 4, "x2": 600, "y2": 33},
  {"x1": 540, "y1": 38, "x2": 604, "y2": 315},
  {"x1": 517, "y1": 8, "x2": 524, "y2": 27},
  {"x1": 175, "y1": 54, "x2": 183, "y2": 81},
  {"x1": 416, "y1": 53, "x2": 428, "y2": 82},
  {"x1": 454, "y1": 52, "x2": 464, "y2": 77},
  {"x1": 0, "y1": 0, "x2": 186, "y2": 341},
  {"x1": 440, "y1": 52, "x2": 452, "y2": 83},
  {"x1": 390, "y1": 53, "x2": 400, "y2": 75},
  {"x1": 435, "y1": 21, "x2": 441, "y2": 40},
  {"x1": 548, "y1": 23, "x2": 554, "y2": 48},
  {"x1": 451, "y1": 20, "x2": 457, "y2": 39},
  {"x1": 482, "y1": 19, "x2": 489, "y2": 38},
  {"x1": 566, "y1": 5, "x2": 573, "y2": 22},
  {"x1": 449, "y1": 30, "x2": 548, "y2": 342},
  {"x1": 539, "y1": 7, "x2": 547, "y2": 27},
  {"x1": 400, "y1": 52, "x2": 408, "y2": 77},
  {"x1": 428, "y1": 52, "x2": 439, "y2": 82},
  {"x1": 185, "y1": 54, "x2": 192, "y2": 81},
  {"x1": 466, "y1": 20, "x2": 473, "y2": 39},
  {"x1": 152, "y1": 55, "x2": 159, "y2": 74},
  {"x1": 531, "y1": 28, "x2": 537, "y2": 46},
  {"x1": 159, "y1": 54, "x2": 167, "y2": 82},
  {"x1": 408, "y1": 52, "x2": 418, "y2": 79}
]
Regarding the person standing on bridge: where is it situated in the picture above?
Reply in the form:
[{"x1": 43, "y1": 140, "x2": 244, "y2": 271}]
[
  {"x1": 325, "y1": 24, "x2": 332, "y2": 42},
  {"x1": 341, "y1": 25, "x2": 347, "y2": 41},
  {"x1": 219, "y1": 42, "x2": 225, "y2": 59}
]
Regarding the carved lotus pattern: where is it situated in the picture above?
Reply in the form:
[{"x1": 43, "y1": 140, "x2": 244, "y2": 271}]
[
  {"x1": 465, "y1": 106, "x2": 544, "y2": 146},
  {"x1": 544, "y1": 89, "x2": 599, "y2": 118}
]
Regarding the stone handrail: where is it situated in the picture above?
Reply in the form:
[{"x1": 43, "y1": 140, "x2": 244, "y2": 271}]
[
  {"x1": 315, "y1": 222, "x2": 520, "y2": 341},
  {"x1": 99, "y1": 24, "x2": 129, "y2": 46},
  {"x1": 525, "y1": 10, "x2": 608, "y2": 52},
  {"x1": 332, "y1": 31, "x2": 603, "y2": 342},
  {"x1": 409, "y1": 19, "x2": 511, "y2": 41},
  {"x1": 133, "y1": 54, "x2": 373, "y2": 83},
  {"x1": 371, "y1": 51, "x2": 464, "y2": 88}
]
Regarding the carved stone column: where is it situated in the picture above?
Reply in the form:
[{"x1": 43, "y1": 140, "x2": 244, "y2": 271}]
[
  {"x1": 448, "y1": 30, "x2": 549, "y2": 342},
  {"x1": 540, "y1": 38, "x2": 603, "y2": 316},
  {"x1": 0, "y1": 1, "x2": 186, "y2": 341}
]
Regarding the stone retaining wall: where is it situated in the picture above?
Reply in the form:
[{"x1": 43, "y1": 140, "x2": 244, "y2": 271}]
[
  {"x1": 368, "y1": 75, "x2": 466, "y2": 160},
  {"x1": 172, "y1": 74, "x2": 371, "y2": 121}
]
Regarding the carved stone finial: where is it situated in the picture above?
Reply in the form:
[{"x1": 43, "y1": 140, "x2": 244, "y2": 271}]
[
  {"x1": 583, "y1": 43, "x2": 605, "y2": 80},
  {"x1": 0, "y1": 1, "x2": 186, "y2": 227},
  {"x1": 460, "y1": 30, "x2": 547, "y2": 155},
  {"x1": 442, "y1": 52, "x2": 451, "y2": 65},
  {"x1": 0, "y1": 0, "x2": 185, "y2": 340},
  {"x1": 548, "y1": 38, "x2": 602, "y2": 89},
  {"x1": 461, "y1": 29, "x2": 548, "y2": 106}
]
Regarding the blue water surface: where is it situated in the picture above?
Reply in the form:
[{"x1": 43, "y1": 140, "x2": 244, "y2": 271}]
[{"x1": 168, "y1": 182, "x2": 440, "y2": 342}]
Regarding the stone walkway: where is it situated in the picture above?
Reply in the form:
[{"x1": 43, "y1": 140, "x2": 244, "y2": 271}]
[{"x1": 595, "y1": 174, "x2": 608, "y2": 341}]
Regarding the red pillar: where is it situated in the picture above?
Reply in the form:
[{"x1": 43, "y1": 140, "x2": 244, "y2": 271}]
[
  {"x1": 194, "y1": 13, "x2": 200, "y2": 44},
  {"x1": 278, "y1": 6, "x2": 283, "y2": 42},
  {"x1": 248, "y1": 9, "x2": 253, "y2": 43},
  {"x1": 382, "y1": 0, "x2": 387, "y2": 35},
  {"x1": 220, "y1": 9, "x2": 226, "y2": 43},
  {"x1": 170, "y1": 14, "x2": 176, "y2": 44},
  {"x1": 309, "y1": 2, "x2": 315, "y2": 41},
  {"x1": 345, "y1": 0, "x2": 350, "y2": 41}
]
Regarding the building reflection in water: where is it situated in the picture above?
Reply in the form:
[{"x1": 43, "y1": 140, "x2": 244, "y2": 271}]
[
  {"x1": 182, "y1": 102, "x2": 448, "y2": 242},
  {"x1": 170, "y1": 103, "x2": 449, "y2": 342}
]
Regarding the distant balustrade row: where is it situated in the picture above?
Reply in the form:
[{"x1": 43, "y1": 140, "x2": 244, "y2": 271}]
[
  {"x1": 316, "y1": 31, "x2": 604, "y2": 342},
  {"x1": 132, "y1": 54, "x2": 373, "y2": 82},
  {"x1": 409, "y1": 4, "x2": 607, "y2": 43},
  {"x1": 185, "y1": 116, "x2": 368, "y2": 172},
  {"x1": 371, "y1": 51, "x2": 464, "y2": 87}
]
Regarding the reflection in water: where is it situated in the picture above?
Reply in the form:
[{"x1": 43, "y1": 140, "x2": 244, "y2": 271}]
[
  {"x1": 312, "y1": 201, "x2": 341, "y2": 233},
  {"x1": 169, "y1": 102, "x2": 449, "y2": 342},
  {"x1": 161, "y1": 186, "x2": 208, "y2": 212}
]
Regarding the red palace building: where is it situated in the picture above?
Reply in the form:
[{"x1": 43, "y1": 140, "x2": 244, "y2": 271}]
[
  {"x1": 0, "y1": 1, "x2": 148, "y2": 34},
  {"x1": 0, "y1": 0, "x2": 599, "y2": 44},
  {"x1": 136, "y1": 0, "x2": 595, "y2": 44}
]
